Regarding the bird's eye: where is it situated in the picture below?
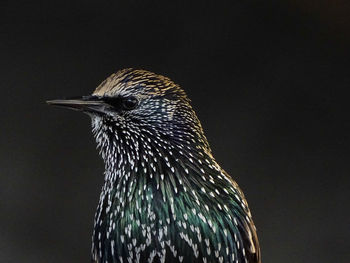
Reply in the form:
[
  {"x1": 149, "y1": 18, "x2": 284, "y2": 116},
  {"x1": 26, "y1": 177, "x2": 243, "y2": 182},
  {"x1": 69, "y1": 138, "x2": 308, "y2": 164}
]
[{"x1": 122, "y1": 96, "x2": 139, "y2": 110}]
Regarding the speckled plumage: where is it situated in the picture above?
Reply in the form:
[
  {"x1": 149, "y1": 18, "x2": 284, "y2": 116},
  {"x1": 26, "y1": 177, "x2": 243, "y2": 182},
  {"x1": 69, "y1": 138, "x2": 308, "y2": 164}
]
[{"x1": 50, "y1": 69, "x2": 261, "y2": 263}]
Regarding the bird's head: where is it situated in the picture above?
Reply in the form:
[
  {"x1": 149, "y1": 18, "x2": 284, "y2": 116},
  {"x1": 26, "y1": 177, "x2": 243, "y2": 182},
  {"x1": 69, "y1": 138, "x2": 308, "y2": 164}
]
[{"x1": 48, "y1": 69, "x2": 209, "y2": 156}]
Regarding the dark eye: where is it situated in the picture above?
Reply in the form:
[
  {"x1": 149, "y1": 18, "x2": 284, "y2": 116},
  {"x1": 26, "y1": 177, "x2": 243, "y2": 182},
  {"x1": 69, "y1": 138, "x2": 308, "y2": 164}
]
[{"x1": 122, "y1": 96, "x2": 139, "y2": 110}]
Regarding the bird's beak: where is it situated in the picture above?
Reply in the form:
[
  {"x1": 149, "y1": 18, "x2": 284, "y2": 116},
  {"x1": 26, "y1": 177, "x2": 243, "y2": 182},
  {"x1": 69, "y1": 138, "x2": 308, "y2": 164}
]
[{"x1": 46, "y1": 96, "x2": 109, "y2": 114}]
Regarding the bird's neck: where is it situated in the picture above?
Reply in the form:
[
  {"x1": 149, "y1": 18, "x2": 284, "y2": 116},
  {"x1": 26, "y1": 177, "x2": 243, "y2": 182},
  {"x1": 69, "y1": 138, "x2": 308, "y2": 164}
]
[
  {"x1": 91, "y1": 114, "x2": 241, "y2": 219},
  {"x1": 101, "y1": 128, "x2": 215, "y2": 190},
  {"x1": 91, "y1": 117, "x2": 231, "y2": 198}
]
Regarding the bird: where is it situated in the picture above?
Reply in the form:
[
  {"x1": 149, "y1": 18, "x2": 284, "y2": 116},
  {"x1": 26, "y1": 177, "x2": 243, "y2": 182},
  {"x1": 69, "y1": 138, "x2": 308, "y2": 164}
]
[{"x1": 47, "y1": 68, "x2": 261, "y2": 263}]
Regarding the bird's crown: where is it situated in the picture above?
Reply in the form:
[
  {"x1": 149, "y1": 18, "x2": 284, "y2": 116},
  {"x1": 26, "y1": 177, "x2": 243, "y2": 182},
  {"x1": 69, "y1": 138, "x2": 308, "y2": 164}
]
[{"x1": 93, "y1": 68, "x2": 189, "y2": 103}]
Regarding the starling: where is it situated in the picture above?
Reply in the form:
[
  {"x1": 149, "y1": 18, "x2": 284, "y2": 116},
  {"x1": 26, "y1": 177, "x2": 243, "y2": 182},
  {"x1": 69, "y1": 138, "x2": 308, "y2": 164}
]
[{"x1": 47, "y1": 69, "x2": 261, "y2": 263}]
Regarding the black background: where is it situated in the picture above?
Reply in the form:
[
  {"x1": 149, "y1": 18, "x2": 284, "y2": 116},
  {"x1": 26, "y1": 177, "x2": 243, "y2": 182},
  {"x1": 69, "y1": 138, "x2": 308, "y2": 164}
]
[{"x1": 1, "y1": 1, "x2": 349, "y2": 262}]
